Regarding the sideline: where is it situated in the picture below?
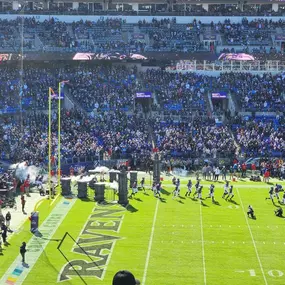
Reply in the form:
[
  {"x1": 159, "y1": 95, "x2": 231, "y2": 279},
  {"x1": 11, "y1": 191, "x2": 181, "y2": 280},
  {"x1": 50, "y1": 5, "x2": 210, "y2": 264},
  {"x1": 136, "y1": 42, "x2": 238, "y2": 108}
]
[
  {"x1": 6, "y1": 196, "x2": 48, "y2": 241},
  {"x1": 0, "y1": 196, "x2": 77, "y2": 285},
  {"x1": 236, "y1": 188, "x2": 268, "y2": 285},
  {"x1": 11, "y1": 194, "x2": 60, "y2": 239},
  {"x1": 141, "y1": 199, "x2": 159, "y2": 285}
]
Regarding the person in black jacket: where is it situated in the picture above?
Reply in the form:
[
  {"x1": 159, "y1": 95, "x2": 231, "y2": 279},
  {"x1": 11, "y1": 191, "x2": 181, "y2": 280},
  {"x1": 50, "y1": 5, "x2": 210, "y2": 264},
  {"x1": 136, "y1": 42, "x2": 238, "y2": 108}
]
[
  {"x1": 20, "y1": 242, "x2": 27, "y2": 263},
  {"x1": 1, "y1": 224, "x2": 8, "y2": 244},
  {"x1": 5, "y1": 211, "x2": 11, "y2": 229}
]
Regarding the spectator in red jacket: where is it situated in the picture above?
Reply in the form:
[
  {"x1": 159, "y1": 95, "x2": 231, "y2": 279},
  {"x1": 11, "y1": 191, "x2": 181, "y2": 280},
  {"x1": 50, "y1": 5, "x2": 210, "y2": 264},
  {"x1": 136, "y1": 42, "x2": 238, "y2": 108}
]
[
  {"x1": 24, "y1": 175, "x2": 30, "y2": 197},
  {"x1": 241, "y1": 163, "x2": 247, "y2": 178},
  {"x1": 263, "y1": 169, "x2": 270, "y2": 183},
  {"x1": 251, "y1": 163, "x2": 256, "y2": 175},
  {"x1": 20, "y1": 184, "x2": 25, "y2": 194}
]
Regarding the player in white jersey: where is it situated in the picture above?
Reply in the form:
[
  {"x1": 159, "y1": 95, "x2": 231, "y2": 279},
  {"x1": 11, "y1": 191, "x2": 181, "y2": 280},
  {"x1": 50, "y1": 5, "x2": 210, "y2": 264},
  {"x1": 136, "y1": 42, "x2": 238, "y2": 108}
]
[
  {"x1": 195, "y1": 186, "x2": 203, "y2": 200},
  {"x1": 193, "y1": 180, "x2": 200, "y2": 197},
  {"x1": 172, "y1": 185, "x2": 179, "y2": 199},
  {"x1": 222, "y1": 181, "x2": 230, "y2": 199},
  {"x1": 130, "y1": 181, "x2": 138, "y2": 198},
  {"x1": 140, "y1": 177, "x2": 146, "y2": 193},
  {"x1": 274, "y1": 186, "x2": 281, "y2": 202},
  {"x1": 225, "y1": 186, "x2": 234, "y2": 201},
  {"x1": 206, "y1": 184, "x2": 215, "y2": 202}
]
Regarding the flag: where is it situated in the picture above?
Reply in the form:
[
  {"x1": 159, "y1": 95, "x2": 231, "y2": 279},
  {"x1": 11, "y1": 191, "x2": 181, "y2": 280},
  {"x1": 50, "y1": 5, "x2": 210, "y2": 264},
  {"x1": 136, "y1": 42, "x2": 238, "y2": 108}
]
[
  {"x1": 59, "y1": 80, "x2": 69, "y2": 99},
  {"x1": 49, "y1": 87, "x2": 57, "y2": 99}
]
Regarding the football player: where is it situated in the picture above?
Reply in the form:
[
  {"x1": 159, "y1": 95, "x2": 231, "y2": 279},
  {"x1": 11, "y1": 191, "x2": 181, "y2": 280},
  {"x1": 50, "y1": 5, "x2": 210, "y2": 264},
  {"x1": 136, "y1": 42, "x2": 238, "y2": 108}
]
[
  {"x1": 206, "y1": 184, "x2": 215, "y2": 202},
  {"x1": 265, "y1": 186, "x2": 274, "y2": 203},
  {"x1": 222, "y1": 181, "x2": 230, "y2": 199},
  {"x1": 247, "y1": 205, "x2": 255, "y2": 219},
  {"x1": 226, "y1": 185, "x2": 234, "y2": 201},
  {"x1": 185, "y1": 180, "x2": 192, "y2": 197}
]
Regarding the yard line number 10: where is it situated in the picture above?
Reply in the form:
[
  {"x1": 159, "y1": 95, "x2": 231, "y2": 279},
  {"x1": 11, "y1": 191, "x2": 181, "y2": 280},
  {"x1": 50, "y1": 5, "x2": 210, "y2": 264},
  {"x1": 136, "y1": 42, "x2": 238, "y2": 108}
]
[{"x1": 244, "y1": 269, "x2": 284, "y2": 277}]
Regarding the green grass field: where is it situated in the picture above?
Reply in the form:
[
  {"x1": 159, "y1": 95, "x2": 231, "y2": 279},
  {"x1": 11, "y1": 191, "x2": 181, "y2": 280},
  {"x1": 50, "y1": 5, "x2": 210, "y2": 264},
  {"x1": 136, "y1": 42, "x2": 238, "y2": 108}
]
[{"x1": 1, "y1": 177, "x2": 285, "y2": 285}]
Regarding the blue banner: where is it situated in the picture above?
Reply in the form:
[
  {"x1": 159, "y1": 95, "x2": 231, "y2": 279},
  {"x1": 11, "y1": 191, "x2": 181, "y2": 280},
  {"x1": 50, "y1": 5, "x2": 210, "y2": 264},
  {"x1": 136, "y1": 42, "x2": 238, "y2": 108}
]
[
  {"x1": 212, "y1": 92, "x2": 227, "y2": 99},
  {"x1": 22, "y1": 98, "x2": 32, "y2": 106},
  {"x1": 164, "y1": 103, "x2": 182, "y2": 111},
  {"x1": 136, "y1": 91, "x2": 152, "y2": 98}
]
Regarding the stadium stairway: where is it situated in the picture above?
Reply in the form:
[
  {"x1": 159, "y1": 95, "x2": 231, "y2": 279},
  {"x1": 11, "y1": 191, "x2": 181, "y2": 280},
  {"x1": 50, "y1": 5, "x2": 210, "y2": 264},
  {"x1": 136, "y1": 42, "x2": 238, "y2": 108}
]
[
  {"x1": 63, "y1": 84, "x2": 88, "y2": 115},
  {"x1": 207, "y1": 91, "x2": 214, "y2": 114},
  {"x1": 35, "y1": 34, "x2": 44, "y2": 51}
]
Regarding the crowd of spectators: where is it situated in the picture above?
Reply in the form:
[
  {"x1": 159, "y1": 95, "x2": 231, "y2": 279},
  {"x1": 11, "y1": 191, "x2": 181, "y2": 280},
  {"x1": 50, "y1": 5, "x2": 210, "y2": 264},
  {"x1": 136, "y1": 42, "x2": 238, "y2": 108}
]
[
  {"x1": 0, "y1": 19, "x2": 18, "y2": 50},
  {"x1": 68, "y1": 65, "x2": 138, "y2": 111},
  {"x1": 0, "y1": 63, "x2": 284, "y2": 166},
  {"x1": 0, "y1": 106, "x2": 240, "y2": 167},
  {"x1": 1, "y1": 4, "x2": 285, "y2": 17},
  {"x1": 140, "y1": 69, "x2": 208, "y2": 114},
  {"x1": 214, "y1": 72, "x2": 285, "y2": 112},
  {"x1": 0, "y1": 65, "x2": 59, "y2": 111},
  {"x1": 212, "y1": 18, "x2": 285, "y2": 46},
  {"x1": 0, "y1": 109, "x2": 153, "y2": 165},
  {"x1": 0, "y1": 65, "x2": 285, "y2": 114},
  {"x1": 1, "y1": 17, "x2": 285, "y2": 56},
  {"x1": 231, "y1": 115, "x2": 284, "y2": 157},
  {"x1": 153, "y1": 117, "x2": 236, "y2": 159}
]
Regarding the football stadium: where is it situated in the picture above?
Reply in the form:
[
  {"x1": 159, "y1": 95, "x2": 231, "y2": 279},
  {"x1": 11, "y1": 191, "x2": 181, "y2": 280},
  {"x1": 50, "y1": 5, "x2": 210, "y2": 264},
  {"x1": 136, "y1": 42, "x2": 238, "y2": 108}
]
[{"x1": 0, "y1": 1, "x2": 285, "y2": 284}]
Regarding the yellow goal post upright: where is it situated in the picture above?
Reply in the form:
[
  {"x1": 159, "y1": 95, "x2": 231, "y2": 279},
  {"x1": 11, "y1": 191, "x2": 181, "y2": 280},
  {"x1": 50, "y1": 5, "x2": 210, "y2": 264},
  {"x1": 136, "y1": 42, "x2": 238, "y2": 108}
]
[{"x1": 49, "y1": 81, "x2": 68, "y2": 205}]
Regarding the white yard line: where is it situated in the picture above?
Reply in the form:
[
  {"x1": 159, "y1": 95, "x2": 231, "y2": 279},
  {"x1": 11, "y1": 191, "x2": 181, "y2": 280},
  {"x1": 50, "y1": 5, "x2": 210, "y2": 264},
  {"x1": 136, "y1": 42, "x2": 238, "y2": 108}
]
[
  {"x1": 200, "y1": 202, "x2": 207, "y2": 285},
  {"x1": 237, "y1": 188, "x2": 268, "y2": 285},
  {"x1": 142, "y1": 199, "x2": 159, "y2": 285}
]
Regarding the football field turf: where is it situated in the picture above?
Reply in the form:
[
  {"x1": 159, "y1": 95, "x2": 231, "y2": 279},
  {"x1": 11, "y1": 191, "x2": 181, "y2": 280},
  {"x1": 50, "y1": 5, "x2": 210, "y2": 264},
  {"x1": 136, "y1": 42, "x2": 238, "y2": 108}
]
[{"x1": 0, "y1": 178, "x2": 284, "y2": 285}]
